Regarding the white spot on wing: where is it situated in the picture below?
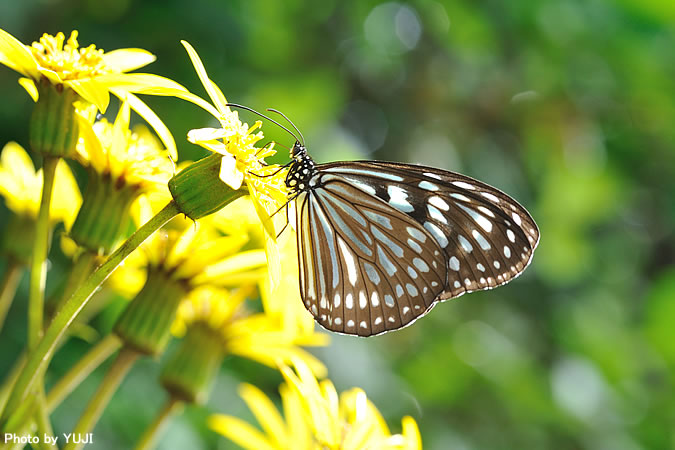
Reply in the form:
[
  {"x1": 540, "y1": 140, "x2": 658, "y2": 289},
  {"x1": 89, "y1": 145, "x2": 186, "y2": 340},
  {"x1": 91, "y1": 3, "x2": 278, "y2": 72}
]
[
  {"x1": 512, "y1": 212, "x2": 522, "y2": 226},
  {"x1": 338, "y1": 238, "x2": 358, "y2": 286},
  {"x1": 504, "y1": 246, "x2": 512, "y2": 258},
  {"x1": 413, "y1": 257, "x2": 430, "y2": 272},
  {"x1": 377, "y1": 245, "x2": 398, "y2": 276},
  {"x1": 472, "y1": 229, "x2": 491, "y2": 250},
  {"x1": 387, "y1": 185, "x2": 414, "y2": 213},
  {"x1": 458, "y1": 234, "x2": 473, "y2": 253},
  {"x1": 453, "y1": 181, "x2": 476, "y2": 190},
  {"x1": 406, "y1": 283, "x2": 418, "y2": 296},
  {"x1": 427, "y1": 204, "x2": 447, "y2": 224},
  {"x1": 449, "y1": 256, "x2": 460, "y2": 271},
  {"x1": 424, "y1": 172, "x2": 442, "y2": 180},
  {"x1": 384, "y1": 294, "x2": 395, "y2": 307},
  {"x1": 346, "y1": 293, "x2": 354, "y2": 309},
  {"x1": 507, "y1": 229, "x2": 516, "y2": 243},
  {"x1": 481, "y1": 192, "x2": 500, "y2": 202},
  {"x1": 424, "y1": 222, "x2": 448, "y2": 248},
  {"x1": 406, "y1": 226, "x2": 427, "y2": 242},
  {"x1": 372, "y1": 226, "x2": 404, "y2": 257},
  {"x1": 429, "y1": 196, "x2": 450, "y2": 211},
  {"x1": 364, "y1": 210, "x2": 393, "y2": 230},
  {"x1": 419, "y1": 180, "x2": 439, "y2": 191},
  {"x1": 450, "y1": 193, "x2": 471, "y2": 202},
  {"x1": 458, "y1": 203, "x2": 493, "y2": 232},
  {"x1": 359, "y1": 291, "x2": 367, "y2": 309},
  {"x1": 407, "y1": 238, "x2": 423, "y2": 254},
  {"x1": 364, "y1": 262, "x2": 381, "y2": 285},
  {"x1": 324, "y1": 166, "x2": 403, "y2": 181}
]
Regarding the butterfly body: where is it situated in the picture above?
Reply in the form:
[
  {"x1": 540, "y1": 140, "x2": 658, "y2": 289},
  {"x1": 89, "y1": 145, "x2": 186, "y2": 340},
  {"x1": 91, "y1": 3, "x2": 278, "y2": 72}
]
[{"x1": 285, "y1": 141, "x2": 539, "y2": 337}]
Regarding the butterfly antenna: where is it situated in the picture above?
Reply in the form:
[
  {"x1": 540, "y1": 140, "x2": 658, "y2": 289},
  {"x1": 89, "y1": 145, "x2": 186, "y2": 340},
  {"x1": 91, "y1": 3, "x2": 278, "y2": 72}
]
[
  {"x1": 225, "y1": 103, "x2": 302, "y2": 144},
  {"x1": 266, "y1": 108, "x2": 305, "y2": 146}
]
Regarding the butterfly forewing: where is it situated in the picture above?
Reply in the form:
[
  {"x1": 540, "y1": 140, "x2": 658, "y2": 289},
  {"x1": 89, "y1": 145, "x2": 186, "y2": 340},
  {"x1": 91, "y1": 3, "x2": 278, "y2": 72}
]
[{"x1": 320, "y1": 162, "x2": 539, "y2": 301}]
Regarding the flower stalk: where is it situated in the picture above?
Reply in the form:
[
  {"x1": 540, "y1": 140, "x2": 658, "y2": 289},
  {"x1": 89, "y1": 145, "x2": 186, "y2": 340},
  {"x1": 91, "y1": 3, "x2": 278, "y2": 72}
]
[
  {"x1": 134, "y1": 397, "x2": 183, "y2": 450},
  {"x1": 63, "y1": 347, "x2": 140, "y2": 450},
  {"x1": 27, "y1": 156, "x2": 58, "y2": 351},
  {"x1": 46, "y1": 334, "x2": 122, "y2": 413},
  {"x1": 0, "y1": 261, "x2": 22, "y2": 334},
  {"x1": 0, "y1": 201, "x2": 180, "y2": 426}
]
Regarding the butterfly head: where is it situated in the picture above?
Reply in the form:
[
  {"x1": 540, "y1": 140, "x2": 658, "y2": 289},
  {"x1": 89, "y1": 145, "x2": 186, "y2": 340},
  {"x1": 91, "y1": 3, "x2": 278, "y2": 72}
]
[{"x1": 286, "y1": 141, "x2": 316, "y2": 193}]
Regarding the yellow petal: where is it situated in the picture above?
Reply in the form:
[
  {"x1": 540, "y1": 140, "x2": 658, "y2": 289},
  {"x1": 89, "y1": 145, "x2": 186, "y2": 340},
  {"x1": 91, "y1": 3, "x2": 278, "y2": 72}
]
[
  {"x1": 0, "y1": 28, "x2": 37, "y2": 78},
  {"x1": 97, "y1": 73, "x2": 188, "y2": 95},
  {"x1": 219, "y1": 155, "x2": 244, "y2": 190},
  {"x1": 165, "y1": 222, "x2": 199, "y2": 268},
  {"x1": 74, "y1": 109, "x2": 107, "y2": 173},
  {"x1": 187, "y1": 127, "x2": 228, "y2": 142},
  {"x1": 180, "y1": 40, "x2": 229, "y2": 115},
  {"x1": 239, "y1": 384, "x2": 288, "y2": 448},
  {"x1": 194, "y1": 250, "x2": 267, "y2": 285},
  {"x1": 171, "y1": 89, "x2": 221, "y2": 118},
  {"x1": 117, "y1": 91, "x2": 177, "y2": 160},
  {"x1": 51, "y1": 159, "x2": 82, "y2": 228},
  {"x1": 208, "y1": 415, "x2": 276, "y2": 450},
  {"x1": 249, "y1": 186, "x2": 278, "y2": 240},
  {"x1": 36, "y1": 66, "x2": 63, "y2": 84},
  {"x1": 102, "y1": 48, "x2": 156, "y2": 72},
  {"x1": 67, "y1": 78, "x2": 110, "y2": 113},
  {"x1": 112, "y1": 98, "x2": 132, "y2": 173},
  {"x1": 263, "y1": 232, "x2": 282, "y2": 288},
  {"x1": 18, "y1": 78, "x2": 38, "y2": 102},
  {"x1": 401, "y1": 416, "x2": 422, "y2": 450},
  {"x1": 280, "y1": 384, "x2": 312, "y2": 448}
]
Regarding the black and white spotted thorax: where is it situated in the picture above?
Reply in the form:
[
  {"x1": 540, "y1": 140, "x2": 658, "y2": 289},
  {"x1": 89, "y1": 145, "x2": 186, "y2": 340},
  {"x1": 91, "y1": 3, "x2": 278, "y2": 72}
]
[{"x1": 285, "y1": 141, "x2": 318, "y2": 193}]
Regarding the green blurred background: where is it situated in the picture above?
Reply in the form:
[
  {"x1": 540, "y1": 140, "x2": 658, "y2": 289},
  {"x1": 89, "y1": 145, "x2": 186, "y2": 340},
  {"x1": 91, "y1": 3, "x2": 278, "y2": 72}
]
[{"x1": 1, "y1": 0, "x2": 674, "y2": 449}]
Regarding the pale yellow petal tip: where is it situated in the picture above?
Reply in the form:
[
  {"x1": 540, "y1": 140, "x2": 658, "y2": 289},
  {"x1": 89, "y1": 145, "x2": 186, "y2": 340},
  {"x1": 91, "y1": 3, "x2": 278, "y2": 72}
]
[
  {"x1": 219, "y1": 156, "x2": 244, "y2": 190},
  {"x1": 18, "y1": 77, "x2": 38, "y2": 101},
  {"x1": 401, "y1": 416, "x2": 423, "y2": 449}
]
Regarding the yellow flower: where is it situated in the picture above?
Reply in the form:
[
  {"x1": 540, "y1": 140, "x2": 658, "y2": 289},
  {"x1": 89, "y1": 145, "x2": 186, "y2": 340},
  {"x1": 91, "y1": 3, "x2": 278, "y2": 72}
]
[
  {"x1": 209, "y1": 359, "x2": 422, "y2": 450},
  {"x1": 172, "y1": 287, "x2": 327, "y2": 374},
  {"x1": 75, "y1": 99, "x2": 176, "y2": 190},
  {"x1": 0, "y1": 141, "x2": 81, "y2": 228},
  {"x1": 0, "y1": 29, "x2": 189, "y2": 155},
  {"x1": 107, "y1": 195, "x2": 270, "y2": 297},
  {"x1": 180, "y1": 40, "x2": 288, "y2": 238}
]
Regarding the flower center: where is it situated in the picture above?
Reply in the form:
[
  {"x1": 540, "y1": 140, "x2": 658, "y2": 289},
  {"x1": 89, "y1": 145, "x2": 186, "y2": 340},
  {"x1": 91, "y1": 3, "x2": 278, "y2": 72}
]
[{"x1": 30, "y1": 31, "x2": 111, "y2": 80}]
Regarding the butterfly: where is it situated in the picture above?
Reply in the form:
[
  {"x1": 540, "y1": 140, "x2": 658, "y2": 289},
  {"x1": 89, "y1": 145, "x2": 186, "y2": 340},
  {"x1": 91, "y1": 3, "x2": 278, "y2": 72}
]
[{"x1": 229, "y1": 104, "x2": 540, "y2": 337}]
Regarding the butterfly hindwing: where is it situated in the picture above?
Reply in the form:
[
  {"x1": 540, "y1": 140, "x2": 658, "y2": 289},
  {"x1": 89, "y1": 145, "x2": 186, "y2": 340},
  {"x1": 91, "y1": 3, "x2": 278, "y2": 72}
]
[{"x1": 294, "y1": 174, "x2": 447, "y2": 336}]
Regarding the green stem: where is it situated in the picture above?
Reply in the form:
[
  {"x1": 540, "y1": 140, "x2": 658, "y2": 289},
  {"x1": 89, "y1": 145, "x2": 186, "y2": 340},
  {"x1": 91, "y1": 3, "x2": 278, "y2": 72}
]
[
  {"x1": 46, "y1": 334, "x2": 122, "y2": 413},
  {"x1": 34, "y1": 387, "x2": 56, "y2": 450},
  {"x1": 0, "y1": 201, "x2": 180, "y2": 426},
  {"x1": 0, "y1": 260, "x2": 22, "y2": 334},
  {"x1": 28, "y1": 156, "x2": 58, "y2": 350},
  {"x1": 134, "y1": 397, "x2": 184, "y2": 450},
  {"x1": 0, "y1": 354, "x2": 25, "y2": 415},
  {"x1": 48, "y1": 250, "x2": 99, "y2": 317},
  {"x1": 63, "y1": 347, "x2": 140, "y2": 450}
]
